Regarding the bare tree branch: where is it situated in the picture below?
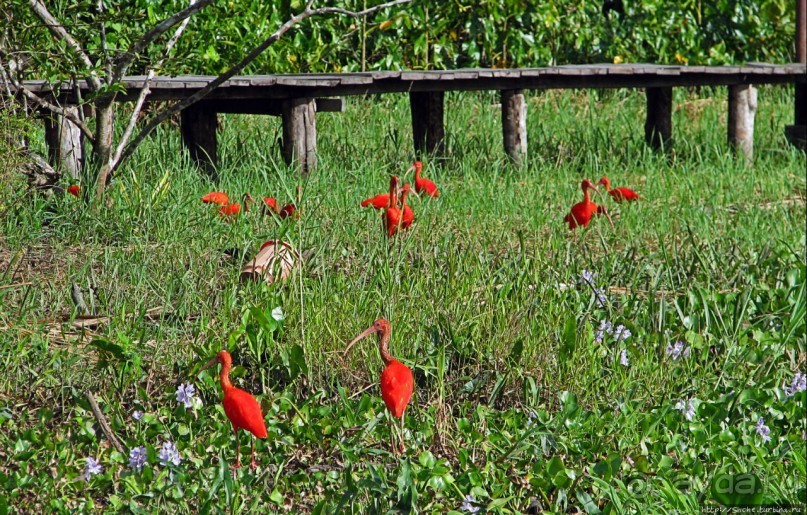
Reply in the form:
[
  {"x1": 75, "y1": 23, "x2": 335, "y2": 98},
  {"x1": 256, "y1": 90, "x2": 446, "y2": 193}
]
[
  {"x1": 112, "y1": 0, "x2": 218, "y2": 81},
  {"x1": 27, "y1": 0, "x2": 102, "y2": 91},
  {"x1": 116, "y1": 0, "x2": 410, "y2": 170},
  {"x1": 109, "y1": 0, "x2": 196, "y2": 168},
  {"x1": 0, "y1": 54, "x2": 95, "y2": 141}
]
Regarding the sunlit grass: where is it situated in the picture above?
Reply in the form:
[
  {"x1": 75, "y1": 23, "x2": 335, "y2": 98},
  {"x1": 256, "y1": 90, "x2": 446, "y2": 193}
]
[{"x1": 0, "y1": 86, "x2": 804, "y2": 512}]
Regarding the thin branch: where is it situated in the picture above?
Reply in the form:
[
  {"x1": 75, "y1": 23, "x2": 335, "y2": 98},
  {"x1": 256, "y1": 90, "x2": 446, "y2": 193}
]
[
  {"x1": 85, "y1": 391, "x2": 126, "y2": 454},
  {"x1": 113, "y1": 0, "x2": 218, "y2": 81},
  {"x1": 27, "y1": 0, "x2": 102, "y2": 91},
  {"x1": 97, "y1": 0, "x2": 112, "y2": 79},
  {"x1": 0, "y1": 56, "x2": 95, "y2": 141},
  {"x1": 109, "y1": 0, "x2": 196, "y2": 168},
  {"x1": 116, "y1": 0, "x2": 410, "y2": 170}
]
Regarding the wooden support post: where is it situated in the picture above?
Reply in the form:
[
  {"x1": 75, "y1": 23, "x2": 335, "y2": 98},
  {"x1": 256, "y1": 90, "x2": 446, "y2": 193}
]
[
  {"x1": 644, "y1": 87, "x2": 673, "y2": 150},
  {"x1": 728, "y1": 85, "x2": 758, "y2": 160},
  {"x1": 501, "y1": 89, "x2": 527, "y2": 165},
  {"x1": 180, "y1": 101, "x2": 218, "y2": 177},
  {"x1": 43, "y1": 106, "x2": 84, "y2": 179},
  {"x1": 281, "y1": 97, "x2": 317, "y2": 174},
  {"x1": 409, "y1": 91, "x2": 445, "y2": 157},
  {"x1": 786, "y1": 0, "x2": 806, "y2": 149}
]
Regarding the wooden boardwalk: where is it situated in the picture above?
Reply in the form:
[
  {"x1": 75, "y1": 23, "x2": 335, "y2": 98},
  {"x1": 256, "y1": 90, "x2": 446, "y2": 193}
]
[{"x1": 27, "y1": 63, "x2": 806, "y2": 172}]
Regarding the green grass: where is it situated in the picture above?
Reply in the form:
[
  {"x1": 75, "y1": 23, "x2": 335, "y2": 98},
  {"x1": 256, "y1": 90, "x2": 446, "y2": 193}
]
[{"x1": 1, "y1": 85, "x2": 805, "y2": 513}]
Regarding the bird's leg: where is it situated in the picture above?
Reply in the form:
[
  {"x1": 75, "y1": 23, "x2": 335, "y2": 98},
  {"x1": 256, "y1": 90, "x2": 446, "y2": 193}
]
[
  {"x1": 232, "y1": 429, "x2": 241, "y2": 470},
  {"x1": 399, "y1": 412, "x2": 406, "y2": 455},
  {"x1": 250, "y1": 436, "x2": 258, "y2": 470}
]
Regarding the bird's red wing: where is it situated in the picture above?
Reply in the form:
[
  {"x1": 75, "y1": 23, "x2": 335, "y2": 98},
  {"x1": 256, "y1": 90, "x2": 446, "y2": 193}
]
[
  {"x1": 402, "y1": 206, "x2": 415, "y2": 229},
  {"x1": 223, "y1": 388, "x2": 268, "y2": 438},
  {"x1": 362, "y1": 194, "x2": 390, "y2": 209},
  {"x1": 384, "y1": 207, "x2": 403, "y2": 237},
  {"x1": 380, "y1": 361, "x2": 414, "y2": 418},
  {"x1": 202, "y1": 192, "x2": 230, "y2": 205},
  {"x1": 615, "y1": 187, "x2": 639, "y2": 201}
]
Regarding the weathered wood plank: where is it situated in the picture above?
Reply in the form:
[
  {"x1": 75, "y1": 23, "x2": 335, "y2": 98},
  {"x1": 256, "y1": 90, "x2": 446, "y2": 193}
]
[{"x1": 43, "y1": 106, "x2": 84, "y2": 179}]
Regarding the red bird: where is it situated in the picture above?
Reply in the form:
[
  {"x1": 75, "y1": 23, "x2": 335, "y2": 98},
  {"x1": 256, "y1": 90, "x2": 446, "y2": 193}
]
[
  {"x1": 202, "y1": 191, "x2": 230, "y2": 205},
  {"x1": 263, "y1": 197, "x2": 279, "y2": 214},
  {"x1": 361, "y1": 192, "x2": 394, "y2": 210},
  {"x1": 218, "y1": 194, "x2": 253, "y2": 219},
  {"x1": 400, "y1": 183, "x2": 415, "y2": 230},
  {"x1": 278, "y1": 203, "x2": 298, "y2": 219},
  {"x1": 67, "y1": 185, "x2": 80, "y2": 197},
  {"x1": 598, "y1": 176, "x2": 639, "y2": 202},
  {"x1": 200, "y1": 350, "x2": 268, "y2": 470},
  {"x1": 564, "y1": 179, "x2": 613, "y2": 230},
  {"x1": 408, "y1": 161, "x2": 439, "y2": 198},
  {"x1": 383, "y1": 176, "x2": 403, "y2": 237},
  {"x1": 345, "y1": 318, "x2": 414, "y2": 454}
]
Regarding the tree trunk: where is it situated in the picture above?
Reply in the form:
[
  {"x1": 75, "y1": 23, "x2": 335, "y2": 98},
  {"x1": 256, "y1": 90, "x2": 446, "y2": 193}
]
[
  {"x1": 94, "y1": 102, "x2": 116, "y2": 200},
  {"x1": 43, "y1": 106, "x2": 85, "y2": 179},
  {"x1": 501, "y1": 89, "x2": 527, "y2": 166},
  {"x1": 728, "y1": 84, "x2": 757, "y2": 160}
]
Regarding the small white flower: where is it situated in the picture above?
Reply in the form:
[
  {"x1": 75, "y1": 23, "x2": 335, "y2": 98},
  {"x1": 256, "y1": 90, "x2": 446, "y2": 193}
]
[
  {"x1": 619, "y1": 349, "x2": 629, "y2": 367},
  {"x1": 271, "y1": 307, "x2": 285, "y2": 321},
  {"x1": 132, "y1": 410, "x2": 143, "y2": 421}
]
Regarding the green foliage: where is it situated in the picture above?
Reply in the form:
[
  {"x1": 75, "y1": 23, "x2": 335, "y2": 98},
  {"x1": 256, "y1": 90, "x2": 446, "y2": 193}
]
[{"x1": 0, "y1": 87, "x2": 805, "y2": 511}]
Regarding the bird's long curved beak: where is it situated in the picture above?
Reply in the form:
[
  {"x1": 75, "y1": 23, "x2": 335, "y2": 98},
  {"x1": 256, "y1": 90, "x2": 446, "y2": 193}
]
[
  {"x1": 344, "y1": 325, "x2": 379, "y2": 355},
  {"x1": 590, "y1": 184, "x2": 607, "y2": 203},
  {"x1": 199, "y1": 357, "x2": 220, "y2": 372},
  {"x1": 599, "y1": 206, "x2": 615, "y2": 229}
]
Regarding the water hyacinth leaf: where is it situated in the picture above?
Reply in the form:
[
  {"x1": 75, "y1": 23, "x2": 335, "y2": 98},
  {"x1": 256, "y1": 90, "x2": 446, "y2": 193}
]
[
  {"x1": 710, "y1": 472, "x2": 764, "y2": 506},
  {"x1": 89, "y1": 338, "x2": 125, "y2": 360},
  {"x1": 575, "y1": 489, "x2": 601, "y2": 514},
  {"x1": 418, "y1": 451, "x2": 436, "y2": 469},
  {"x1": 560, "y1": 317, "x2": 577, "y2": 359},
  {"x1": 287, "y1": 344, "x2": 308, "y2": 380}
]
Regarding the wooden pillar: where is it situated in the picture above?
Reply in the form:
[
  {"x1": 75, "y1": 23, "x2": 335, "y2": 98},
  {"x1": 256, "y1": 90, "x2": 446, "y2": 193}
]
[
  {"x1": 786, "y1": 0, "x2": 806, "y2": 149},
  {"x1": 728, "y1": 85, "x2": 758, "y2": 160},
  {"x1": 180, "y1": 101, "x2": 218, "y2": 176},
  {"x1": 281, "y1": 97, "x2": 317, "y2": 174},
  {"x1": 501, "y1": 89, "x2": 527, "y2": 165},
  {"x1": 644, "y1": 87, "x2": 673, "y2": 150},
  {"x1": 409, "y1": 91, "x2": 445, "y2": 157},
  {"x1": 43, "y1": 106, "x2": 84, "y2": 179}
]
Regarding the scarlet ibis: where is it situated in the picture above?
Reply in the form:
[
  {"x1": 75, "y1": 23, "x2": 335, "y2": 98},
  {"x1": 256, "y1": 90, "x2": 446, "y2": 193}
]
[
  {"x1": 263, "y1": 197, "x2": 279, "y2": 214},
  {"x1": 200, "y1": 350, "x2": 268, "y2": 470},
  {"x1": 67, "y1": 185, "x2": 80, "y2": 197},
  {"x1": 278, "y1": 203, "x2": 298, "y2": 219},
  {"x1": 383, "y1": 176, "x2": 403, "y2": 237},
  {"x1": 400, "y1": 183, "x2": 415, "y2": 230},
  {"x1": 361, "y1": 192, "x2": 394, "y2": 210},
  {"x1": 408, "y1": 161, "x2": 439, "y2": 198},
  {"x1": 564, "y1": 179, "x2": 613, "y2": 230},
  {"x1": 345, "y1": 318, "x2": 414, "y2": 454},
  {"x1": 218, "y1": 194, "x2": 254, "y2": 219},
  {"x1": 202, "y1": 191, "x2": 230, "y2": 205},
  {"x1": 598, "y1": 176, "x2": 639, "y2": 202}
]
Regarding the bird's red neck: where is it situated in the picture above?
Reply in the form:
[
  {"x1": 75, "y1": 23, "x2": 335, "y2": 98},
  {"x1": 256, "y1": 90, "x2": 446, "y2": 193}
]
[
  {"x1": 218, "y1": 356, "x2": 234, "y2": 392},
  {"x1": 377, "y1": 323, "x2": 393, "y2": 365},
  {"x1": 583, "y1": 187, "x2": 591, "y2": 204},
  {"x1": 400, "y1": 187, "x2": 410, "y2": 210},
  {"x1": 388, "y1": 177, "x2": 399, "y2": 208}
]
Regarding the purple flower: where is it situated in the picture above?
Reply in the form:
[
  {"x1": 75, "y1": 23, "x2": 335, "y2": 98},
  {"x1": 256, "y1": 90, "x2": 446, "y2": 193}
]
[
  {"x1": 619, "y1": 349, "x2": 630, "y2": 367},
  {"x1": 158, "y1": 441, "x2": 182, "y2": 466},
  {"x1": 595, "y1": 320, "x2": 613, "y2": 343},
  {"x1": 460, "y1": 494, "x2": 480, "y2": 513},
  {"x1": 594, "y1": 288, "x2": 607, "y2": 308},
  {"x1": 132, "y1": 410, "x2": 143, "y2": 421},
  {"x1": 83, "y1": 456, "x2": 103, "y2": 480},
  {"x1": 666, "y1": 340, "x2": 690, "y2": 360},
  {"x1": 129, "y1": 446, "x2": 148, "y2": 472},
  {"x1": 613, "y1": 325, "x2": 631, "y2": 341},
  {"x1": 579, "y1": 269, "x2": 595, "y2": 285},
  {"x1": 675, "y1": 399, "x2": 696, "y2": 421},
  {"x1": 755, "y1": 417, "x2": 771, "y2": 443},
  {"x1": 784, "y1": 372, "x2": 806, "y2": 398},
  {"x1": 176, "y1": 383, "x2": 196, "y2": 408}
]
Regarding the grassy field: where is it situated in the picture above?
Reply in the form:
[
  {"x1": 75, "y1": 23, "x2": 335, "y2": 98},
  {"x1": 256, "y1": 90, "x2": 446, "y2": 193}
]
[{"x1": 1, "y1": 85, "x2": 805, "y2": 513}]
